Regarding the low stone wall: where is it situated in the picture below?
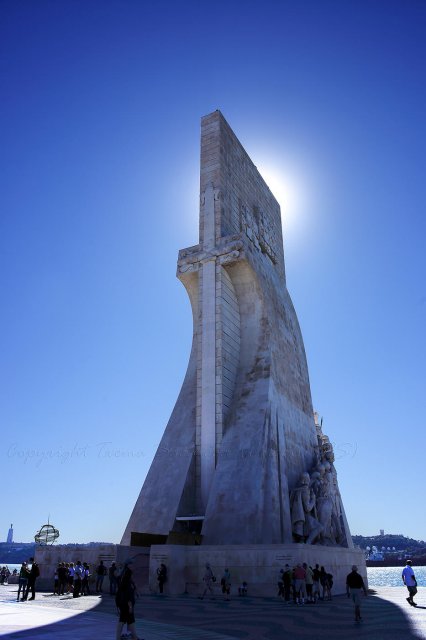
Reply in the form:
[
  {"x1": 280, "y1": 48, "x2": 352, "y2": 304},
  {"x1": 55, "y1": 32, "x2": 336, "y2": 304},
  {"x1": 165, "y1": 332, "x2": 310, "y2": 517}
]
[
  {"x1": 149, "y1": 543, "x2": 366, "y2": 597},
  {"x1": 34, "y1": 543, "x2": 364, "y2": 597},
  {"x1": 34, "y1": 544, "x2": 150, "y2": 593}
]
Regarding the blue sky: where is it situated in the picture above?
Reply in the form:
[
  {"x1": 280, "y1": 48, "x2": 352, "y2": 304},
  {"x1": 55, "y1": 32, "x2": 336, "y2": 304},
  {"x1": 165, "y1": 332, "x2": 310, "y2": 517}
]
[{"x1": 1, "y1": 0, "x2": 425, "y2": 544}]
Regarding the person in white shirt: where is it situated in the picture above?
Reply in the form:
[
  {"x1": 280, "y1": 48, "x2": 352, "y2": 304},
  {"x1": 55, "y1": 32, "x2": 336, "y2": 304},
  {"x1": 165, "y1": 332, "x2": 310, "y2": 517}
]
[
  {"x1": 73, "y1": 561, "x2": 83, "y2": 598},
  {"x1": 68, "y1": 563, "x2": 75, "y2": 593},
  {"x1": 402, "y1": 560, "x2": 417, "y2": 607}
]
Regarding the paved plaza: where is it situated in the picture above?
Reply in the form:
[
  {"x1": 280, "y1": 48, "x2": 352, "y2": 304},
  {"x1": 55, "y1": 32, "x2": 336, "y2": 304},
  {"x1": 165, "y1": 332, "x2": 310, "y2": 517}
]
[{"x1": 0, "y1": 585, "x2": 425, "y2": 639}]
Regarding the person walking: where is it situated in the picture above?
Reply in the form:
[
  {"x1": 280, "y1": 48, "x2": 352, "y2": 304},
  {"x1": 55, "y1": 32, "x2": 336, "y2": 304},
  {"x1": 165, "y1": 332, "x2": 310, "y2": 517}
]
[
  {"x1": 115, "y1": 567, "x2": 138, "y2": 640},
  {"x1": 199, "y1": 562, "x2": 215, "y2": 599},
  {"x1": 346, "y1": 565, "x2": 367, "y2": 622},
  {"x1": 402, "y1": 559, "x2": 418, "y2": 607}
]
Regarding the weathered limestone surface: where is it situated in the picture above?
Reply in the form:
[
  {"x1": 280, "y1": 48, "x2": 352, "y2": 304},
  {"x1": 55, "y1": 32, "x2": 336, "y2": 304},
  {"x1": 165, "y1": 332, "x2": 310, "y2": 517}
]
[
  {"x1": 34, "y1": 544, "x2": 150, "y2": 592},
  {"x1": 148, "y1": 543, "x2": 366, "y2": 597},
  {"x1": 122, "y1": 111, "x2": 354, "y2": 553}
]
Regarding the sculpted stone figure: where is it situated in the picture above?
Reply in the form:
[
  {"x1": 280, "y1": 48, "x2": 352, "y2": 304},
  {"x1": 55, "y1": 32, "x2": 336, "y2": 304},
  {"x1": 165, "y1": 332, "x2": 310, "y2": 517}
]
[
  {"x1": 328, "y1": 460, "x2": 347, "y2": 546},
  {"x1": 314, "y1": 462, "x2": 336, "y2": 545},
  {"x1": 290, "y1": 472, "x2": 323, "y2": 544},
  {"x1": 290, "y1": 423, "x2": 349, "y2": 547},
  {"x1": 309, "y1": 455, "x2": 346, "y2": 546}
]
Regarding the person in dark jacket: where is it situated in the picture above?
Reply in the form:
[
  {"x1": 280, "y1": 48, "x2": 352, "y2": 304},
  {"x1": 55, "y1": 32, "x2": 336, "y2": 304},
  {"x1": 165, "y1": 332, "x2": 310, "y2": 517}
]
[
  {"x1": 346, "y1": 565, "x2": 367, "y2": 622},
  {"x1": 17, "y1": 562, "x2": 30, "y2": 601},
  {"x1": 283, "y1": 564, "x2": 292, "y2": 603},
  {"x1": 57, "y1": 563, "x2": 67, "y2": 595},
  {"x1": 115, "y1": 567, "x2": 138, "y2": 640},
  {"x1": 157, "y1": 563, "x2": 167, "y2": 594},
  {"x1": 96, "y1": 560, "x2": 107, "y2": 593},
  {"x1": 109, "y1": 562, "x2": 118, "y2": 595},
  {"x1": 24, "y1": 557, "x2": 40, "y2": 600}
]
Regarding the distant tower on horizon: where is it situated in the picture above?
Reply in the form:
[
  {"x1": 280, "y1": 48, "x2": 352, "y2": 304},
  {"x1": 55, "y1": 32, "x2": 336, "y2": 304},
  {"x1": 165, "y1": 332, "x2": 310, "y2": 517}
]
[{"x1": 6, "y1": 523, "x2": 13, "y2": 544}]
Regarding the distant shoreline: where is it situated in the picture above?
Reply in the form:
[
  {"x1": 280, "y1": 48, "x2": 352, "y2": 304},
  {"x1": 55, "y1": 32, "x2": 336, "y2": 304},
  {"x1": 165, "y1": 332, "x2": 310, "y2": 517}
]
[{"x1": 367, "y1": 558, "x2": 426, "y2": 567}]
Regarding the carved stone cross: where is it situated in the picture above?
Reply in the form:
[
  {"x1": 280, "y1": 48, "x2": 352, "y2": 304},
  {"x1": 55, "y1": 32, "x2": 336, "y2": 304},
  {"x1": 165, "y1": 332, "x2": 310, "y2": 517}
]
[{"x1": 177, "y1": 183, "x2": 244, "y2": 512}]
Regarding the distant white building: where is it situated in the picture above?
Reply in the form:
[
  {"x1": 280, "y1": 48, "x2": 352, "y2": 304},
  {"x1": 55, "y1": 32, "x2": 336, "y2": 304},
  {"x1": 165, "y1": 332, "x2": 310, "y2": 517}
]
[{"x1": 6, "y1": 524, "x2": 13, "y2": 544}]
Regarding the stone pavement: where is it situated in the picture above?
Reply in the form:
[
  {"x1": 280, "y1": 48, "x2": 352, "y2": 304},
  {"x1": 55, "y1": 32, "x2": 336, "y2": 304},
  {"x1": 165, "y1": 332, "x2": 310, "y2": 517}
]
[{"x1": 0, "y1": 585, "x2": 425, "y2": 639}]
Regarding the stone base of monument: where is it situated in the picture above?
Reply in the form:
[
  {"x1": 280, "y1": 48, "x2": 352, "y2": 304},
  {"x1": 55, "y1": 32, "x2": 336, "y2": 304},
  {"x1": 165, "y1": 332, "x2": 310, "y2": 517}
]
[{"x1": 148, "y1": 544, "x2": 366, "y2": 597}]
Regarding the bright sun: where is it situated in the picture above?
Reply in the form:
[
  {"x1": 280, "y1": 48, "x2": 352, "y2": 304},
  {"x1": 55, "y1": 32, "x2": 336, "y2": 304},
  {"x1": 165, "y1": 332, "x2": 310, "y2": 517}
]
[{"x1": 257, "y1": 164, "x2": 305, "y2": 228}]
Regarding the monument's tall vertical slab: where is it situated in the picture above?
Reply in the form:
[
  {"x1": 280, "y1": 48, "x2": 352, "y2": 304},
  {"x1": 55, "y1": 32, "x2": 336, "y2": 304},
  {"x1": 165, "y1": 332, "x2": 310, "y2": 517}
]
[{"x1": 122, "y1": 111, "x2": 353, "y2": 553}]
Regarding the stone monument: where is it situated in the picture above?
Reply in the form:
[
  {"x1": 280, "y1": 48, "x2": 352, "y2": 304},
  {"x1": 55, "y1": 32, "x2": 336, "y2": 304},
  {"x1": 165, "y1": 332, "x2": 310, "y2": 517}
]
[{"x1": 122, "y1": 111, "x2": 364, "y2": 594}]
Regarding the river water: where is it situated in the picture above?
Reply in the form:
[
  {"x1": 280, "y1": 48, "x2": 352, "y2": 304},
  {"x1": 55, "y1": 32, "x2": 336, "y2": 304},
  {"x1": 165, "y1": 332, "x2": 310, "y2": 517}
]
[{"x1": 368, "y1": 566, "x2": 426, "y2": 587}]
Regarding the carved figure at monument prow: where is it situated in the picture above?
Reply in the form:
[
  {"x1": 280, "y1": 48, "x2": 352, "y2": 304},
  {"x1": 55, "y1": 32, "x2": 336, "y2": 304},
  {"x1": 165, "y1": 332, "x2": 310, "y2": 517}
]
[{"x1": 289, "y1": 413, "x2": 349, "y2": 547}]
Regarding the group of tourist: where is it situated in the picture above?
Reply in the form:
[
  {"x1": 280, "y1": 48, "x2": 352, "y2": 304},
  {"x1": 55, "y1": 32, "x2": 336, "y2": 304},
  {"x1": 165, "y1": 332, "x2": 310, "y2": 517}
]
[
  {"x1": 278, "y1": 562, "x2": 367, "y2": 622},
  {"x1": 53, "y1": 559, "x2": 120, "y2": 598},
  {"x1": 195, "y1": 560, "x2": 370, "y2": 623},
  {"x1": 277, "y1": 563, "x2": 333, "y2": 605},
  {"x1": 1, "y1": 566, "x2": 17, "y2": 584},
  {"x1": 196, "y1": 561, "x2": 335, "y2": 605},
  {"x1": 276, "y1": 562, "x2": 369, "y2": 623}
]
